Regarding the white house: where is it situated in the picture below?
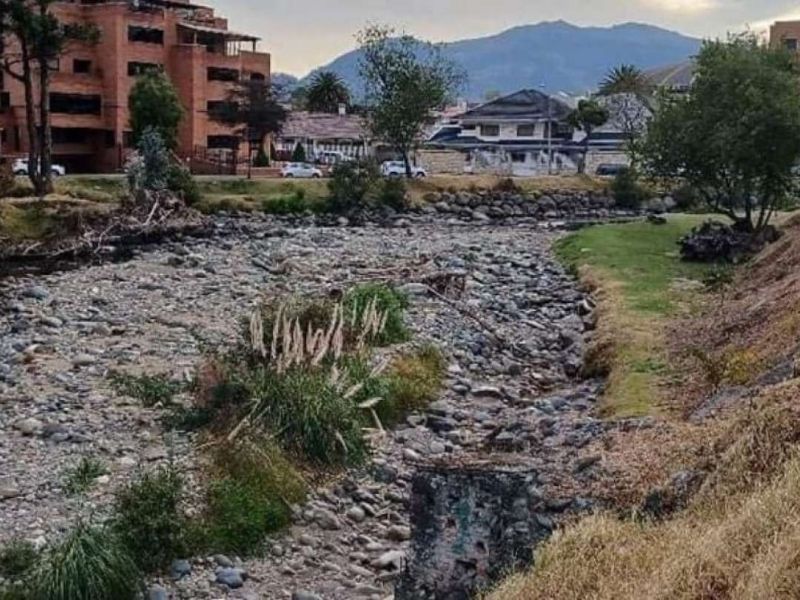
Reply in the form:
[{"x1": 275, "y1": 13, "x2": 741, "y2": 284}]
[
  {"x1": 425, "y1": 89, "x2": 580, "y2": 176},
  {"x1": 276, "y1": 110, "x2": 372, "y2": 163}
]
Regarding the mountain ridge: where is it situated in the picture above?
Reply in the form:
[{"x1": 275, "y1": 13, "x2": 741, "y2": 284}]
[{"x1": 296, "y1": 21, "x2": 701, "y2": 100}]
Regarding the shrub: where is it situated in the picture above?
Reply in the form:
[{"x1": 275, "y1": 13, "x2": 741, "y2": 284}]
[
  {"x1": 327, "y1": 160, "x2": 380, "y2": 214},
  {"x1": 0, "y1": 540, "x2": 38, "y2": 581},
  {"x1": 166, "y1": 163, "x2": 202, "y2": 206},
  {"x1": 110, "y1": 372, "x2": 181, "y2": 407},
  {"x1": 344, "y1": 283, "x2": 410, "y2": 346},
  {"x1": 672, "y1": 183, "x2": 702, "y2": 212},
  {"x1": 112, "y1": 466, "x2": 188, "y2": 572},
  {"x1": 260, "y1": 191, "x2": 315, "y2": 215},
  {"x1": 63, "y1": 457, "x2": 108, "y2": 496},
  {"x1": 493, "y1": 177, "x2": 522, "y2": 194},
  {"x1": 31, "y1": 525, "x2": 141, "y2": 600},
  {"x1": 611, "y1": 167, "x2": 650, "y2": 209},
  {"x1": 202, "y1": 442, "x2": 305, "y2": 555},
  {"x1": 377, "y1": 176, "x2": 408, "y2": 211},
  {"x1": 0, "y1": 161, "x2": 15, "y2": 199},
  {"x1": 253, "y1": 145, "x2": 269, "y2": 167},
  {"x1": 291, "y1": 142, "x2": 306, "y2": 163},
  {"x1": 385, "y1": 345, "x2": 445, "y2": 418}
]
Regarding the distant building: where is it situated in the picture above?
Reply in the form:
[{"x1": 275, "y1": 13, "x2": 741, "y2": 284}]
[
  {"x1": 425, "y1": 89, "x2": 579, "y2": 176},
  {"x1": 0, "y1": 0, "x2": 270, "y2": 173},
  {"x1": 771, "y1": 21, "x2": 800, "y2": 54},
  {"x1": 644, "y1": 61, "x2": 695, "y2": 93},
  {"x1": 276, "y1": 110, "x2": 371, "y2": 163}
]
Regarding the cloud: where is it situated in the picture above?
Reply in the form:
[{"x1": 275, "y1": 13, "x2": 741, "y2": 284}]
[{"x1": 640, "y1": 0, "x2": 719, "y2": 13}]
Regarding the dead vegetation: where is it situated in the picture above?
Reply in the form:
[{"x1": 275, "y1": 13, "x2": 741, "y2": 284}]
[{"x1": 490, "y1": 214, "x2": 800, "y2": 600}]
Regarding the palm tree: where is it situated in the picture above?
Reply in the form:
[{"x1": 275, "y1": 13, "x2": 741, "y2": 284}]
[
  {"x1": 599, "y1": 64, "x2": 654, "y2": 98},
  {"x1": 305, "y1": 71, "x2": 351, "y2": 114}
]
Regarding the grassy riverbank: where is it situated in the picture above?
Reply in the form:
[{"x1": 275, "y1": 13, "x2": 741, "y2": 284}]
[{"x1": 554, "y1": 215, "x2": 720, "y2": 418}]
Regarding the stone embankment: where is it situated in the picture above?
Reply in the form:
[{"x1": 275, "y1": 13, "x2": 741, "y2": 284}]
[{"x1": 0, "y1": 216, "x2": 627, "y2": 599}]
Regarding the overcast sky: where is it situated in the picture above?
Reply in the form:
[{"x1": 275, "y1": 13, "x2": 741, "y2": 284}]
[{"x1": 218, "y1": 0, "x2": 800, "y2": 75}]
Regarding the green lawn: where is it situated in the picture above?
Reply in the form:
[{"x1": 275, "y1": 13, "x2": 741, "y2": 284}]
[{"x1": 555, "y1": 215, "x2": 722, "y2": 418}]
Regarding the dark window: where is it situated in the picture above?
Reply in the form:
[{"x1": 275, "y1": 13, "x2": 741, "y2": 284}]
[
  {"x1": 0, "y1": 92, "x2": 9, "y2": 112},
  {"x1": 461, "y1": 124, "x2": 476, "y2": 131},
  {"x1": 52, "y1": 128, "x2": 91, "y2": 144},
  {"x1": 785, "y1": 38, "x2": 798, "y2": 51},
  {"x1": 73, "y1": 59, "x2": 91, "y2": 74},
  {"x1": 104, "y1": 130, "x2": 115, "y2": 147},
  {"x1": 207, "y1": 100, "x2": 237, "y2": 118},
  {"x1": 250, "y1": 72, "x2": 266, "y2": 81},
  {"x1": 480, "y1": 124, "x2": 499, "y2": 137},
  {"x1": 127, "y1": 61, "x2": 161, "y2": 76},
  {"x1": 50, "y1": 93, "x2": 102, "y2": 115},
  {"x1": 517, "y1": 124, "x2": 535, "y2": 137},
  {"x1": 128, "y1": 25, "x2": 164, "y2": 44},
  {"x1": 0, "y1": 130, "x2": 7, "y2": 144},
  {"x1": 207, "y1": 67, "x2": 239, "y2": 82},
  {"x1": 207, "y1": 135, "x2": 239, "y2": 149},
  {"x1": 511, "y1": 152, "x2": 526, "y2": 163}
]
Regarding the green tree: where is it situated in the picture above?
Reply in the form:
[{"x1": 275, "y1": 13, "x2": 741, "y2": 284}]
[
  {"x1": 599, "y1": 64, "x2": 653, "y2": 100},
  {"x1": 642, "y1": 35, "x2": 800, "y2": 233},
  {"x1": 129, "y1": 70, "x2": 183, "y2": 150},
  {"x1": 306, "y1": 71, "x2": 351, "y2": 113},
  {"x1": 566, "y1": 99, "x2": 609, "y2": 174},
  {"x1": 0, "y1": 0, "x2": 98, "y2": 195},
  {"x1": 291, "y1": 142, "x2": 307, "y2": 163},
  {"x1": 211, "y1": 80, "x2": 286, "y2": 178},
  {"x1": 357, "y1": 24, "x2": 463, "y2": 178}
]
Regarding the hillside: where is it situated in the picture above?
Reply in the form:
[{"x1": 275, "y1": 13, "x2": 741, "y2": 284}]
[{"x1": 301, "y1": 21, "x2": 701, "y2": 99}]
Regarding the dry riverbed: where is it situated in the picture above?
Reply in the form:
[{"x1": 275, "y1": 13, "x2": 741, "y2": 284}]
[{"x1": 0, "y1": 217, "x2": 618, "y2": 598}]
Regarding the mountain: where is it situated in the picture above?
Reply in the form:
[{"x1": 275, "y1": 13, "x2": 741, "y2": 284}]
[{"x1": 300, "y1": 21, "x2": 701, "y2": 100}]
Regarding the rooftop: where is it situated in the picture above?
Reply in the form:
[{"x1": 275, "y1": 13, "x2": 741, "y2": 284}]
[{"x1": 281, "y1": 112, "x2": 369, "y2": 141}]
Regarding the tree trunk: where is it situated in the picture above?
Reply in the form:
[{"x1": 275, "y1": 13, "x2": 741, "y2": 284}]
[
  {"x1": 400, "y1": 149, "x2": 414, "y2": 179},
  {"x1": 37, "y1": 54, "x2": 54, "y2": 196},
  {"x1": 19, "y1": 39, "x2": 42, "y2": 195}
]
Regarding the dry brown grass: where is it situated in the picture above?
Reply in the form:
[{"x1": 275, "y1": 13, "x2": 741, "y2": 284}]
[{"x1": 489, "y1": 380, "x2": 800, "y2": 600}]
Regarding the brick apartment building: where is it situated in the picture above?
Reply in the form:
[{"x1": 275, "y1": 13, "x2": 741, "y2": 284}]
[
  {"x1": 771, "y1": 20, "x2": 800, "y2": 53},
  {"x1": 0, "y1": 0, "x2": 270, "y2": 173}
]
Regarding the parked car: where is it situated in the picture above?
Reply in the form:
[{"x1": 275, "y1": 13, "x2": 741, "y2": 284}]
[
  {"x1": 381, "y1": 161, "x2": 427, "y2": 178},
  {"x1": 12, "y1": 158, "x2": 66, "y2": 177},
  {"x1": 595, "y1": 163, "x2": 627, "y2": 177},
  {"x1": 281, "y1": 163, "x2": 323, "y2": 178}
]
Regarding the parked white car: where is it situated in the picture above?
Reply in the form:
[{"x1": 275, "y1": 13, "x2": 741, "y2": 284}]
[
  {"x1": 12, "y1": 158, "x2": 66, "y2": 177},
  {"x1": 281, "y1": 162, "x2": 323, "y2": 178},
  {"x1": 381, "y1": 161, "x2": 427, "y2": 178}
]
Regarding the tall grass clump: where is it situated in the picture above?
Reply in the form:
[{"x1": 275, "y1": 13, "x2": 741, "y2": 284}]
[
  {"x1": 63, "y1": 457, "x2": 108, "y2": 496},
  {"x1": 201, "y1": 441, "x2": 306, "y2": 555},
  {"x1": 109, "y1": 372, "x2": 181, "y2": 407},
  {"x1": 31, "y1": 525, "x2": 141, "y2": 600},
  {"x1": 343, "y1": 283, "x2": 410, "y2": 346},
  {"x1": 112, "y1": 466, "x2": 188, "y2": 572},
  {"x1": 0, "y1": 540, "x2": 38, "y2": 581}
]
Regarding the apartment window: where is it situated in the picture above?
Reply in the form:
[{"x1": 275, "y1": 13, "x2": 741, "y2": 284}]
[
  {"x1": 207, "y1": 135, "x2": 238, "y2": 149},
  {"x1": 207, "y1": 67, "x2": 239, "y2": 82},
  {"x1": 517, "y1": 124, "x2": 535, "y2": 137},
  {"x1": 785, "y1": 38, "x2": 798, "y2": 51},
  {"x1": 50, "y1": 92, "x2": 102, "y2": 115},
  {"x1": 52, "y1": 127, "x2": 90, "y2": 144},
  {"x1": 207, "y1": 100, "x2": 237, "y2": 118},
  {"x1": 127, "y1": 61, "x2": 161, "y2": 76},
  {"x1": 0, "y1": 92, "x2": 9, "y2": 113},
  {"x1": 461, "y1": 124, "x2": 476, "y2": 131},
  {"x1": 104, "y1": 130, "x2": 116, "y2": 148},
  {"x1": 250, "y1": 72, "x2": 266, "y2": 81},
  {"x1": 511, "y1": 152, "x2": 526, "y2": 163},
  {"x1": 73, "y1": 59, "x2": 91, "y2": 74},
  {"x1": 480, "y1": 124, "x2": 500, "y2": 137},
  {"x1": 128, "y1": 25, "x2": 164, "y2": 45}
]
